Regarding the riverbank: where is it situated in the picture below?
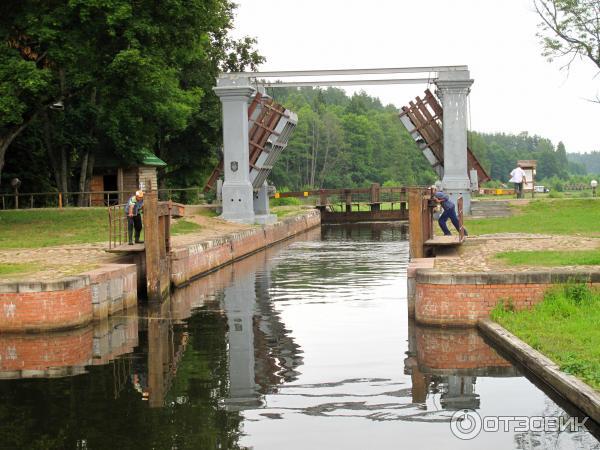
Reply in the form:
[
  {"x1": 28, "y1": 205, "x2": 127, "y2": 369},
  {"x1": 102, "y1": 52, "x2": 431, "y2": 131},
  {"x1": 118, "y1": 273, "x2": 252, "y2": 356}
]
[
  {"x1": 409, "y1": 198, "x2": 600, "y2": 424},
  {"x1": 0, "y1": 207, "x2": 319, "y2": 331}
]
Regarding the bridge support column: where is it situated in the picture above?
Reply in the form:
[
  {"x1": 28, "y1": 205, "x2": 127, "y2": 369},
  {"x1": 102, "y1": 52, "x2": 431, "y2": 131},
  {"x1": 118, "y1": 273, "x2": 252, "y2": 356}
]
[
  {"x1": 213, "y1": 78, "x2": 256, "y2": 224},
  {"x1": 254, "y1": 182, "x2": 276, "y2": 225},
  {"x1": 435, "y1": 70, "x2": 474, "y2": 214}
]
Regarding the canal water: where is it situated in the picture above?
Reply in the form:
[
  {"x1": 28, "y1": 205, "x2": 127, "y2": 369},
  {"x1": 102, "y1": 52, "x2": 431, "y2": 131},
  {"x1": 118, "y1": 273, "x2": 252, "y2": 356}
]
[{"x1": 0, "y1": 223, "x2": 598, "y2": 449}]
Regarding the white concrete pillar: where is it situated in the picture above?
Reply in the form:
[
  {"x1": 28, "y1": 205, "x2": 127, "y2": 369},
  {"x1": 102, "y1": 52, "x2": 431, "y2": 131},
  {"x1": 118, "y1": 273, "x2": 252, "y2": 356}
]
[
  {"x1": 253, "y1": 182, "x2": 276, "y2": 225},
  {"x1": 213, "y1": 77, "x2": 256, "y2": 223},
  {"x1": 434, "y1": 70, "x2": 474, "y2": 214}
]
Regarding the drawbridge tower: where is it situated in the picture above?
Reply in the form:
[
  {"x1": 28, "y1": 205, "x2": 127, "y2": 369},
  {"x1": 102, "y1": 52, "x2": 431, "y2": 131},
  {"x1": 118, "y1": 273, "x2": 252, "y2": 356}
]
[{"x1": 212, "y1": 66, "x2": 479, "y2": 222}]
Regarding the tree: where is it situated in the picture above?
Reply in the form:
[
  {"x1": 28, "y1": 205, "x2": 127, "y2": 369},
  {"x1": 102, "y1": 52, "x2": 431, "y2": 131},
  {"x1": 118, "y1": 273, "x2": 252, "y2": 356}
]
[
  {"x1": 535, "y1": 0, "x2": 600, "y2": 71},
  {"x1": 0, "y1": 0, "x2": 263, "y2": 195}
]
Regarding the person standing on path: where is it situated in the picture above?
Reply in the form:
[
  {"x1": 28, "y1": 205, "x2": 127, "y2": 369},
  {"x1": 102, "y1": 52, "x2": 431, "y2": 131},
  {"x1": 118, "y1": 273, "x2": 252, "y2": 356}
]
[
  {"x1": 509, "y1": 163, "x2": 527, "y2": 199},
  {"x1": 126, "y1": 190, "x2": 144, "y2": 245},
  {"x1": 433, "y1": 191, "x2": 468, "y2": 237}
]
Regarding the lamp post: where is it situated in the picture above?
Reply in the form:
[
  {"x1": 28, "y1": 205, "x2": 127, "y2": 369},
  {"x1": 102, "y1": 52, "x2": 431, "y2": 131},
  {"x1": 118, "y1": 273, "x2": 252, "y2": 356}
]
[
  {"x1": 591, "y1": 180, "x2": 598, "y2": 198},
  {"x1": 10, "y1": 178, "x2": 21, "y2": 209}
]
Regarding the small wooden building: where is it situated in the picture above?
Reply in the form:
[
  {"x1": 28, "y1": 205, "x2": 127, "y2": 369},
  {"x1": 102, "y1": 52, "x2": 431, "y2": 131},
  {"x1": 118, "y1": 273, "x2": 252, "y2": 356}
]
[
  {"x1": 90, "y1": 150, "x2": 167, "y2": 206},
  {"x1": 517, "y1": 160, "x2": 536, "y2": 196}
]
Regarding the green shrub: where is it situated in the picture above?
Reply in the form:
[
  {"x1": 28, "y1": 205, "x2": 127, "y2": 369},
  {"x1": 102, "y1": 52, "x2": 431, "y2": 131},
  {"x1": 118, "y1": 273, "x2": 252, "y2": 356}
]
[
  {"x1": 270, "y1": 197, "x2": 302, "y2": 206},
  {"x1": 548, "y1": 190, "x2": 564, "y2": 198}
]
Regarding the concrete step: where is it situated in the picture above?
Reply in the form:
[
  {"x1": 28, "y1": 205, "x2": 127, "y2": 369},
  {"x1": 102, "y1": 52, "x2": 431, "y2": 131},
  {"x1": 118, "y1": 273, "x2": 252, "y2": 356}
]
[{"x1": 469, "y1": 201, "x2": 511, "y2": 219}]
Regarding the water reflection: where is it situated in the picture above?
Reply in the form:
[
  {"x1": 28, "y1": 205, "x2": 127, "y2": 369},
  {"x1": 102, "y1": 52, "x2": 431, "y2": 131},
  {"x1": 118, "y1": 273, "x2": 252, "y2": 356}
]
[
  {"x1": 0, "y1": 222, "x2": 598, "y2": 449},
  {"x1": 404, "y1": 321, "x2": 518, "y2": 412}
]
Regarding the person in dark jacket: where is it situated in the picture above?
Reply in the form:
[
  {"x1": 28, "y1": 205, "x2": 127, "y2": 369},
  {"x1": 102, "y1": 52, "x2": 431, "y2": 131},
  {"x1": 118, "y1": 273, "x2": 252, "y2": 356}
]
[
  {"x1": 125, "y1": 190, "x2": 144, "y2": 245},
  {"x1": 433, "y1": 191, "x2": 468, "y2": 236}
]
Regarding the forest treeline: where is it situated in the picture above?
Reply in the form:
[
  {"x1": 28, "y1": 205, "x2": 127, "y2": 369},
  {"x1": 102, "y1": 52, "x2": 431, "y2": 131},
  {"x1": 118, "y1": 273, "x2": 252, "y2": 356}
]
[
  {"x1": 269, "y1": 87, "x2": 595, "y2": 191},
  {"x1": 1, "y1": 2, "x2": 596, "y2": 198},
  {"x1": 0, "y1": 0, "x2": 261, "y2": 202}
]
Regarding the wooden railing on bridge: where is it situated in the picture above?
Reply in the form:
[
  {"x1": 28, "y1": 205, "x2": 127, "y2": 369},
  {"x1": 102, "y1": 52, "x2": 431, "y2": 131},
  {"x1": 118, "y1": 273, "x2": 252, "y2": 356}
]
[{"x1": 275, "y1": 184, "x2": 409, "y2": 223}]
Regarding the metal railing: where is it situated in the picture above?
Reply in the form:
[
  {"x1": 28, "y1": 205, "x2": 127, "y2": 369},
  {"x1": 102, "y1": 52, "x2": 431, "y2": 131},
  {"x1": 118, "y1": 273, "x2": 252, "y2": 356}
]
[
  {"x1": 108, "y1": 203, "x2": 129, "y2": 249},
  {"x1": 0, "y1": 187, "x2": 204, "y2": 210}
]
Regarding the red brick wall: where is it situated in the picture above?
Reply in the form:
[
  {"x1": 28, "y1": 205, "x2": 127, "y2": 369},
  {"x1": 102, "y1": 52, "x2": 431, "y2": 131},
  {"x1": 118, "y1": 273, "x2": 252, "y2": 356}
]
[
  {"x1": 0, "y1": 287, "x2": 93, "y2": 332},
  {"x1": 415, "y1": 282, "x2": 551, "y2": 326},
  {"x1": 171, "y1": 210, "x2": 321, "y2": 286}
]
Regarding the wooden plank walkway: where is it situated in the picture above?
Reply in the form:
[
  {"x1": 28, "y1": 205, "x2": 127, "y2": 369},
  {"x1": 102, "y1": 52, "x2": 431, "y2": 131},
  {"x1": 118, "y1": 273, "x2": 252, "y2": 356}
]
[
  {"x1": 424, "y1": 235, "x2": 463, "y2": 246},
  {"x1": 106, "y1": 243, "x2": 145, "y2": 253}
]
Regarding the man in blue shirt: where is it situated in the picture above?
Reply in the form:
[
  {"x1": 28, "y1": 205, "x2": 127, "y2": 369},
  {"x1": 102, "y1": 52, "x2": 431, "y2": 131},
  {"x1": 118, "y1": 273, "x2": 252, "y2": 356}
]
[
  {"x1": 433, "y1": 191, "x2": 468, "y2": 237},
  {"x1": 125, "y1": 190, "x2": 144, "y2": 245}
]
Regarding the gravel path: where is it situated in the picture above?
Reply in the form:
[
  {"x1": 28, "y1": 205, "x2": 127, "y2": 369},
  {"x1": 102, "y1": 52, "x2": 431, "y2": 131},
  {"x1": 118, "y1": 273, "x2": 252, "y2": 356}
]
[{"x1": 434, "y1": 233, "x2": 600, "y2": 273}]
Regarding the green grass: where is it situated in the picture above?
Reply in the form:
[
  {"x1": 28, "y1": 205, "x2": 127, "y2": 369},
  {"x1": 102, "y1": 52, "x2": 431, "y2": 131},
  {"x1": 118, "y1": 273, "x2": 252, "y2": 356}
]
[
  {"x1": 0, "y1": 208, "x2": 108, "y2": 249},
  {"x1": 491, "y1": 284, "x2": 600, "y2": 391},
  {"x1": 270, "y1": 197, "x2": 303, "y2": 207},
  {"x1": 0, "y1": 208, "x2": 207, "y2": 249},
  {"x1": 0, "y1": 263, "x2": 40, "y2": 276},
  {"x1": 466, "y1": 199, "x2": 600, "y2": 236},
  {"x1": 272, "y1": 205, "x2": 306, "y2": 219},
  {"x1": 496, "y1": 250, "x2": 600, "y2": 266},
  {"x1": 171, "y1": 219, "x2": 202, "y2": 235}
]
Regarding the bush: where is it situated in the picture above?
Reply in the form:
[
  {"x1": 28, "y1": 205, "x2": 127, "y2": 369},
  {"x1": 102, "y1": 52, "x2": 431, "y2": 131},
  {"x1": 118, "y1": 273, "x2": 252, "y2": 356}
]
[
  {"x1": 548, "y1": 191, "x2": 564, "y2": 198},
  {"x1": 270, "y1": 196, "x2": 302, "y2": 206}
]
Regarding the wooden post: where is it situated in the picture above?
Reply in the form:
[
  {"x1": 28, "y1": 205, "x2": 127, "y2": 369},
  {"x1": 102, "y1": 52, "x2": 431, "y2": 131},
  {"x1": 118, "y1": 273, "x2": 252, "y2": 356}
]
[
  {"x1": 58, "y1": 192, "x2": 63, "y2": 209},
  {"x1": 319, "y1": 190, "x2": 327, "y2": 207},
  {"x1": 144, "y1": 189, "x2": 161, "y2": 301},
  {"x1": 345, "y1": 190, "x2": 352, "y2": 213},
  {"x1": 408, "y1": 188, "x2": 424, "y2": 259},
  {"x1": 370, "y1": 183, "x2": 380, "y2": 211}
]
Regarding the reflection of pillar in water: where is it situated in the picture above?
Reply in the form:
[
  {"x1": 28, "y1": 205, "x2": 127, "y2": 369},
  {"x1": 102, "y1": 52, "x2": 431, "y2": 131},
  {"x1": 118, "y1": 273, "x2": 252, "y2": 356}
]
[
  {"x1": 371, "y1": 225, "x2": 382, "y2": 241},
  {"x1": 223, "y1": 270, "x2": 261, "y2": 409},
  {"x1": 440, "y1": 376, "x2": 480, "y2": 410}
]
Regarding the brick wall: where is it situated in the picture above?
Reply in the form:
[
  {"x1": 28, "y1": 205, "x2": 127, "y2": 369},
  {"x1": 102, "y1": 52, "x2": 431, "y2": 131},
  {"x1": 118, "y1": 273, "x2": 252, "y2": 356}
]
[
  {"x1": 0, "y1": 264, "x2": 137, "y2": 332},
  {"x1": 414, "y1": 270, "x2": 600, "y2": 326},
  {"x1": 171, "y1": 210, "x2": 321, "y2": 286},
  {"x1": 0, "y1": 278, "x2": 93, "y2": 332}
]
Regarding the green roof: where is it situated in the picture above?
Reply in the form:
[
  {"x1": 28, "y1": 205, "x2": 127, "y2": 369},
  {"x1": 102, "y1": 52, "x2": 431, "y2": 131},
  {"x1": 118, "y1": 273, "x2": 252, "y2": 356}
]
[{"x1": 138, "y1": 150, "x2": 167, "y2": 167}]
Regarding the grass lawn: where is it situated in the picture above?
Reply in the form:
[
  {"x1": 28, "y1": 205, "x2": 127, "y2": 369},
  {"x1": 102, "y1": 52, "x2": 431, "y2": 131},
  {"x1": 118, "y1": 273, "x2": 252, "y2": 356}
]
[
  {"x1": 0, "y1": 208, "x2": 208, "y2": 249},
  {"x1": 0, "y1": 208, "x2": 108, "y2": 249},
  {"x1": 496, "y1": 250, "x2": 600, "y2": 266},
  {"x1": 272, "y1": 205, "x2": 306, "y2": 219},
  {"x1": 492, "y1": 284, "x2": 600, "y2": 391},
  {"x1": 0, "y1": 263, "x2": 40, "y2": 276},
  {"x1": 171, "y1": 219, "x2": 202, "y2": 235},
  {"x1": 466, "y1": 199, "x2": 600, "y2": 236}
]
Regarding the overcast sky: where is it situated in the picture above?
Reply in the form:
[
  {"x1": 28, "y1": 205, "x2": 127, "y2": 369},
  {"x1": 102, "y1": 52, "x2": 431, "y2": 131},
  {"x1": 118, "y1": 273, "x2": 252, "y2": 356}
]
[{"x1": 230, "y1": 0, "x2": 599, "y2": 153}]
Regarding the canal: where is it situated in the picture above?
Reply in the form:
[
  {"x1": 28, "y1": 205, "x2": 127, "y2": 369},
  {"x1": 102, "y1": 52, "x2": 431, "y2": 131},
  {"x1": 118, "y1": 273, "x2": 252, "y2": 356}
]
[{"x1": 0, "y1": 223, "x2": 598, "y2": 449}]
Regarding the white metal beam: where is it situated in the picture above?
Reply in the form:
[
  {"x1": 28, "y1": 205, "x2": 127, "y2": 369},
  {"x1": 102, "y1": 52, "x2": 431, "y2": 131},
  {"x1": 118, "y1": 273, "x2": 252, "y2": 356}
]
[
  {"x1": 226, "y1": 66, "x2": 468, "y2": 78},
  {"x1": 257, "y1": 78, "x2": 432, "y2": 87}
]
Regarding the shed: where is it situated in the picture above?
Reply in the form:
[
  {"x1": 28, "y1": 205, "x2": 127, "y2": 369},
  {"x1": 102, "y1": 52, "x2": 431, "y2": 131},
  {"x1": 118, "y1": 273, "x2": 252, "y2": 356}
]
[
  {"x1": 90, "y1": 150, "x2": 167, "y2": 205},
  {"x1": 517, "y1": 160, "x2": 536, "y2": 196}
]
